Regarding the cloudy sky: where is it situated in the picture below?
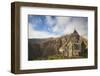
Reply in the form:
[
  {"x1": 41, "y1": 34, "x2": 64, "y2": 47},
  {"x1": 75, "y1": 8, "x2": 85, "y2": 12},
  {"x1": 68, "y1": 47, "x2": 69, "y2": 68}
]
[{"x1": 28, "y1": 15, "x2": 88, "y2": 39}]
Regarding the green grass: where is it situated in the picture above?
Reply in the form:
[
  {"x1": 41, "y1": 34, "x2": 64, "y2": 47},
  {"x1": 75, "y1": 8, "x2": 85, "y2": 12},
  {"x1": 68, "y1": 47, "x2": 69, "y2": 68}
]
[
  {"x1": 31, "y1": 54, "x2": 65, "y2": 60},
  {"x1": 47, "y1": 54, "x2": 64, "y2": 60}
]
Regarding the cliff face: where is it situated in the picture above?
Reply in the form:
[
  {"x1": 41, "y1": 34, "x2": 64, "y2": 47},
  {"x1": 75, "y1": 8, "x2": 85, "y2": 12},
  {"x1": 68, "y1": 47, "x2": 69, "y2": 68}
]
[
  {"x1": 40, "y1": 35, "x2": 70, "y2": 57},
  {"x1": 28, "y1": 30, "x2": 88, "y2": 60}
]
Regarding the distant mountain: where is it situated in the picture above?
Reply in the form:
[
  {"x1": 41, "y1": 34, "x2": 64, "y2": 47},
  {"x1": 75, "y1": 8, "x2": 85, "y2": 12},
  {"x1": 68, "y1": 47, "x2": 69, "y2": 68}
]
[
  {"x1": 28, "y1": 38, "x2": 48, "y2": 44},
  {"x1": 28, "y1": 30, "x2": 88, "y2": 60}
]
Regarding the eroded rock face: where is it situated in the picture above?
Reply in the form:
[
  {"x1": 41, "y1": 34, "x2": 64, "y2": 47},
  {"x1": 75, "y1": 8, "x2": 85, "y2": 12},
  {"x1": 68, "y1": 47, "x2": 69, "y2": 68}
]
[
  {"x1": 28, "y1": 30, "x2": 88, "y2": 60},
  {"x1": 40, "y1": 38, "x2": 62, "y2": 57}
]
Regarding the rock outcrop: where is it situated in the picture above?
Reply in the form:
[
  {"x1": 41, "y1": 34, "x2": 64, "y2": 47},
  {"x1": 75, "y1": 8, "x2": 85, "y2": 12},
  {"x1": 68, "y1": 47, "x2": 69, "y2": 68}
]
[{"x1": 28, "y1": 30, "x2": 88, "y2": 60}]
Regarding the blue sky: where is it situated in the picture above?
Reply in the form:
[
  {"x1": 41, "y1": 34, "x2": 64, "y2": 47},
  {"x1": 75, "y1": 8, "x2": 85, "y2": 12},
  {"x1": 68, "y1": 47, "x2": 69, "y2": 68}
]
[{"x1": 28, "y1": 15, "x2": 88, "y2": 39}]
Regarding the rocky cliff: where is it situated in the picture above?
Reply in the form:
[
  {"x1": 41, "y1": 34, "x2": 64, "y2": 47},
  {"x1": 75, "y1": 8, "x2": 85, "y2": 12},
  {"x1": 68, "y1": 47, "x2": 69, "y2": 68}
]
[{"x1": 28, "y1": 30, "x2": 88, "y2": 60}]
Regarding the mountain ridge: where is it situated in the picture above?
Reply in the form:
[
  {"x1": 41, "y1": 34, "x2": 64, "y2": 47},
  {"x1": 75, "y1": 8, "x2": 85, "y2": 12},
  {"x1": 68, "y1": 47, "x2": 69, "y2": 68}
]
[{"x1": 28, "y1": 30, "x2": 88, "y2": 60}]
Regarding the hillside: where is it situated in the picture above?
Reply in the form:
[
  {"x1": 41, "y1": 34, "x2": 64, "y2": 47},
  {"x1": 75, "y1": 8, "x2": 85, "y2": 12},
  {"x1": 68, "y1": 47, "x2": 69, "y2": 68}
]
[{"x1": 28, "y1": 30, "x2": 88, "y2": 60}]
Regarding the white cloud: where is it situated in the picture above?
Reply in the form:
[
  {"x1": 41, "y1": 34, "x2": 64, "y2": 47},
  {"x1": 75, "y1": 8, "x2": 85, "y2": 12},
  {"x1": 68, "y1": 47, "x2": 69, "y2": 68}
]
[
  {"x1": 29, "y1": 23, "x2": 60, "y2": 39},
  {"x1": 52, "y1": 17, "x2": 71, "y2": 33},
  {"x1": 45, "y1": 16, "x2": 56, "y2": 27},
  {"x1": 29, "y1": 16, "x2": 88, "y2": 39},
  {"x1": 51, "y1": 17, "x2": 88, "y2": 38}
]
